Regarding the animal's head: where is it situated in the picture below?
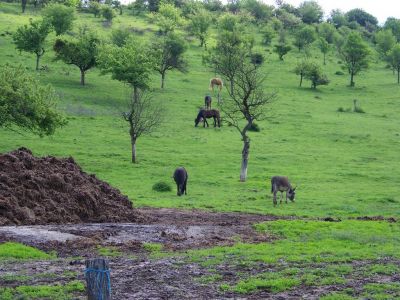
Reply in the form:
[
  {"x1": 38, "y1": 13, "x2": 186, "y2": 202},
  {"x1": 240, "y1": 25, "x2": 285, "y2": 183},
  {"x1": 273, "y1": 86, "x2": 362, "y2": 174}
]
[
  {"x1": 287, "y1": 186, "x2": 296, "y2": 201},
  {"x1": 177, "y1": 184, "x2": 184, "y2": 196}
]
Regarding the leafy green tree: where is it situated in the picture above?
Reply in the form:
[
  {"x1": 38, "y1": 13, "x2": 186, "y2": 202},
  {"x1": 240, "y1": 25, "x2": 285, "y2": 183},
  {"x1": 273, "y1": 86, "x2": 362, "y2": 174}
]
[
  {"x1": 53, "y1": 28, "x2": 99, "y2": 85},
  {"x1": 189, "y1": 9, "x2": 212, "y2": 48},
  {"x1": 111, "y1": 27, "x2": 132, "y2": 47},
  {"x1": 218, "y1": 12, "x2": 241, "y2": 32},
  {"x1": 111, "y1": 0, "x2": 122, "y2": 15},
  {"x1": 303, "y1": 61, "x2": 329, "y2": 89},
  {"x1": 203, "y1": 0, "x2": 223, "y2": 12},
  {"x1": 13, "y1": 19, "x2": 52, "y2": 71},
  {"x1": 294, "y1": 25, "x2": 316, "y2": 51},
  {"x1": 388, "y1": 44, "x2": 400, "y2": 84},
  {"x1": 329, "y1": 9, "x2": 347, "y2": 28},
  {"x1": 375, "y1": 30, "x2": 396, "y2": 58},
  {"x1": 317, "y1": 37, "x2": 330, "y2": 65},
  {"x1": 89, "y1": 1, "x2": 101, "y2": 17},
  {"x1": 276, "y1": 10, "x2": 301, "y2": 30},
  {"x1": 97, "y1": 42, "x2": 155, "y2": 163},
  {"x1": 274, "y1": 44, "x2": 291, "y2": 60},
  {"x1": 150, "y1": 32, "x2": 187, "y2": 88},
  {"x1": 261, "y1": 25, "x2": 275, "y2": 46},
  {"x1": 155, "y1": 2, "x2": 183, "y2": 34},
  {"x1": 345, "y1": 8, "x2": 378, "y2": 29},
  {"x1": 340, "y1": 32, "x2": 370, "y2": 87},
  {"x1": 43, "y1": 4, "x2": 75, "y2": 36},
  {"x1": 384, "y1": 18, "x2": 400, "y2": 42},
  {"x1": 298, "y1": 1, "x2": 323, "y2": 24},
  {"x1": 101, "y1": 5, "x2": 116, "y2": 23},
  {"x1": 0, "y1": 64, "x2": 66, "y2": 136},
  {"x1": 318, "y1": 22, "x2": 336, "y2": 44},
  {"x1": 293, "y1": 59, "x2": 309, "y2": 87},
  {"x1": 240, "y1": 0, "x2": 273, "y2": 22}
]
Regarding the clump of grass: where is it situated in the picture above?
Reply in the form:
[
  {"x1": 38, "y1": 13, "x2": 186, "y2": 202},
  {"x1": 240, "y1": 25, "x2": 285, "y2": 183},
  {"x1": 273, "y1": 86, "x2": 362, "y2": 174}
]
[
  {"x1": 152, "y1": 181, "x2": 172, "y2": 192},
  {"x1": 97, "y1": 246, "x2": 122, "y2": 257},
  {"x1": 0, "y1": 242, "x2": 55, "y2": 261},
  {"x1": 335, "y1": 71, "x2": 344, "y2": 75},
  {"x1": 142, "y1": 242, "x2": 163, "y2": 253}
]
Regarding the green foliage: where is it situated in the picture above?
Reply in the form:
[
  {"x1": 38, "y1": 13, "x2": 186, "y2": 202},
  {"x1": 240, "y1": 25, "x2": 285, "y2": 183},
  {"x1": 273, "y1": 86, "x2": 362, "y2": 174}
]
[
  {"x1": 152, "y1": 181, "x2": 172, "y2": 192},
  {"x1": 261, "y1": 25, "x2": 275, "y2": 46},
  {"x1": 274, "y1": 44, "x2": 291, "y2": 61},
  {"x1": 218, "y1": 12, "x2": 241, "y2": 32},
  {"x1": 101, "y1": 5, "x2": 116, "y2": 22},
  {"x1": 0, "y1": 242, "x2": 54, "y2": 260},
  {"x1": 294, "y1": 25, "x2": 316, "y2": 51},
  {"x1": 240, "y1": 0, "x2": 273, "y2": 22},
  {"x1": 329, "y1": 9, "x2": 348, "y2": 28},
  {"x1": 248, "y1": 122, "x2": 260, "y2": 132},
  {"x1": 97, "y1": 41, "x2": 153, "y2": 90},
  {"x1": 111, "y1": 27, "x2": 132, "y2": 47},
  {"x1": 88, "y1": 1, "x2": 101, "y2": 17},
  {"x1": 0, "y1": 64, "x2": 66, "y2": 136},
  {"x1": 375, "y1": 30, "x2": 396, "y2": 58},
  {"x1": 42, "y1": 3, "x2": 75, "y2": 36},
  {"x1": 384, "y1": 17, "x2": 400, "y2": 42},
  {"x1": 142, "y1": 242, "x2": 164, "y2": 255},
  {"x1": 150, "y1": 31, "x2": 187, "y2": 88},
  {"x1": 97, "y1": 246, "x2": 123, "y2": 257},
  {"x1": 362, "y1": 283, "x2": 400, "y2": 299},
  {"x1": 340, "y1": 32, "x2": 370, "y2": 87},
  {"x1": 345, "y1": 8, "x2": 378, "y2": 29},
  {"x1": 298, "y1": 0, "x2": 323, "y2": 24},
  {"x1": 154, "y1": 2, "x2": 183, "y2": 34},
  {"x1": 53, "y1": 27, "x2": 99, "y2": 85},
  {"x1": 189, "y1": 8, "x2": 212, "y2": 48},
  {"x1": 317, "y1": 37, "x2": 330, "y2": 64},
  {"x1": 13, "y1": 19, "x2": 52, "y2": 70},
  {"x1": 387, "y1": 43, "x2": 400, "y2": 83},
  {"x1": 0, "y1": 281, "x2": 84, "y2": 300},
  {"x1": 303, "y1": 61, "x2": 329, "y2": 89},
  {"x1": 318, "y1": 22, "x2": 337, "y2": 44},
  {"x1": 235, "y1": 276, "x2": 300, "y2": 293}
]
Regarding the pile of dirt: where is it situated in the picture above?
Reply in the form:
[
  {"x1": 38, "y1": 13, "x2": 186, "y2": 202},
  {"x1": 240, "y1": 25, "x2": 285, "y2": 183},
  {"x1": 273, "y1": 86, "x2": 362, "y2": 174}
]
[{"x1": 0, "y1": 148, "x2": 148, "y2": 225}]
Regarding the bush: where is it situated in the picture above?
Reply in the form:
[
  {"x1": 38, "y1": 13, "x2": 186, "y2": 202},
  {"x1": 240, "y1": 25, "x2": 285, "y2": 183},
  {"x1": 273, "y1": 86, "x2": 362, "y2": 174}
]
[
  {"x1": 335, "y1": 70, "x2": 344, "y2": 75},
  {"x1": 248, "y1": 123, "x2": 260, "y2": 132},
  {"x1": 152, "y1": 181, "x2": 172, "y2": 192},
  {"x1": 250, "y1": 53, "x2": 264, "y2": 66}
]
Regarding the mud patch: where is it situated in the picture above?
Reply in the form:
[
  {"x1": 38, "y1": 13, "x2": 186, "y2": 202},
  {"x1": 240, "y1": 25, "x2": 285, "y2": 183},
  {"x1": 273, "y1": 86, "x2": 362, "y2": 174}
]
[{"x1": 0, "y1": 148, "x2": 148, "y2": 225}]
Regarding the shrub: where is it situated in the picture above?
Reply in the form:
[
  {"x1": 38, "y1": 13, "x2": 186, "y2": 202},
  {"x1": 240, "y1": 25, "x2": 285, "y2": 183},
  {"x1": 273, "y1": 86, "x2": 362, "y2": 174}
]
[
  {"x1": 335, "y1": 70, "x2": 344, "y2": 75},
  {"x1": 250, "y1": 53, "x2": 264, "y2": 66},
  {"x1": 248, "y1": 123, "x2": 260, "y2": 132},
  {"x1": 152, "y1": 181, "x2": 172, "y2": 192}
]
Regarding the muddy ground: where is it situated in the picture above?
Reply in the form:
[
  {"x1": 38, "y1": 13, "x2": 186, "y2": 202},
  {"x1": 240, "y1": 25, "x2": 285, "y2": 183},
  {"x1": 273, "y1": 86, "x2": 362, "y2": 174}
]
[{"x1": 0, "y1": 208, "x2": 398, "y2": 299}]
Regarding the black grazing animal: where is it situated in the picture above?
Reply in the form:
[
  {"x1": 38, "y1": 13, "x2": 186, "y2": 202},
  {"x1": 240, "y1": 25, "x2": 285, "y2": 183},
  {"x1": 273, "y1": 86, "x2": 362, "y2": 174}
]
[
  {"x1": 173, "y1": 167, "x2": 188, "y2": 196},
  {"x1": 271, "y1": 176, "x2": 296, "y2": 206},
  {"x1": 204, "y1": 95, "x2": 212, "y2": 110},
  {"x1": 194, "y1": 109, "x2": 221, "y2": 128}
]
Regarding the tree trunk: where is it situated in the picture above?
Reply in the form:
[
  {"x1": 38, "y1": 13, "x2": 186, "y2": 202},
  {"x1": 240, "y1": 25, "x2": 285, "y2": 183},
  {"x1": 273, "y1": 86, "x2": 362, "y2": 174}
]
[
  {"x1": 133, "y1": 86, "x2": 139, "y2": 103},
  {"x1": 398, "y1": 68, "x2": 400, "y2": 84},
  {"x1": 350, "y1": 71, "x2": 355, "y2": 87},
  {"x1": 131, "y1": 135, "x2": 137, "y2": 163},
  {"x1": 80, "y1": 69, "x2": 85, "y2": 86},
  {"x1": 230, "y1": 80, "x2": 234, "y2": 95},
  {"x1": 299, "y1": 74, "x2": 303, "y2": 87},
  {"x1": 323, "y1": 53, "x2": 326, "y2": 65},
  {"x1": 161, "y1": 72, "x2": 165, "y2": 88},
  {"x1": 240, "y1": 138, "x2": 250, "y2": 182},
  {"x1": 35, "y1": 54, "x2": 40, "y2": 71}
]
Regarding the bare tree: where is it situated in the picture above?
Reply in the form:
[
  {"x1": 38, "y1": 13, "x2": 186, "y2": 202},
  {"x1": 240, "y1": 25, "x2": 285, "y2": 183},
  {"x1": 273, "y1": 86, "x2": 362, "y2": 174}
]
[
  {"x1": 221, "y1": 61, "x2": 276, "y2": 182},
  {"x1": 122, "y1": 90, "x2": 164, "y2": 163}
]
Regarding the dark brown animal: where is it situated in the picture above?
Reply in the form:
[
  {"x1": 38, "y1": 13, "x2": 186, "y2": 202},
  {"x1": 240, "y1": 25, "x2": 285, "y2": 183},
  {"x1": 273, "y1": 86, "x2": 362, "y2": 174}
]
[
  {"x1": 194, "y1": 109, "x2": 221, "y2": 127},
  {"x1": 205, "y1": 95, "x2": 212, "y2": 110},
  {"x1": 271, "y1": 176, "x2": 296, "y2": 206},
  {"x1": 173, "y1": 167, "x2": 188, "y2": 196}
]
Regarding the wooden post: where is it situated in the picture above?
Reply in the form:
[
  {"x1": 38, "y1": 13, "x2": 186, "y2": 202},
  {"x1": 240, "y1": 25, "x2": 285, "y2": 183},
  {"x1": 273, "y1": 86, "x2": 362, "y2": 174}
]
[{"x1": 85, "y1": 258, "x2": 111, "y2": 300}]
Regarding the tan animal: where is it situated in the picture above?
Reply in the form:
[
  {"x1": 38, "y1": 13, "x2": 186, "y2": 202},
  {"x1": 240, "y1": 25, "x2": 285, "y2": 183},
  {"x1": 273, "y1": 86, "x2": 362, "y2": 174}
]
[
  {"x1": 271, "y1": 176, "x2": 296, "y2": 206},
  {"x1": 209, "y1": 78, "x2": 223, "y2": 92}
]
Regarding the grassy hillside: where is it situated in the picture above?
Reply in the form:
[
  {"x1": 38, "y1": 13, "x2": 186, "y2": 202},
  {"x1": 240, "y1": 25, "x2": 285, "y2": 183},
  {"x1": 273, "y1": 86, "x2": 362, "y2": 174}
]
[{"x1": 1, "y1": 2, "x2": 399, "y2": 218}]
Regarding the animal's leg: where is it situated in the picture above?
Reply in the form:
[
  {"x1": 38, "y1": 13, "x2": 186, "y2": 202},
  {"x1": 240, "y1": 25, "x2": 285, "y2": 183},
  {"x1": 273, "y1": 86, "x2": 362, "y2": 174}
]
[
  {"x1": 273, "y1": 191, "x2": 277, "y2": 206},
  {"x1": 184, "y1": 180, "x2": 187, "y2": 195},
  {"x1": 285, "y1": 192, "x2": 288, "y2": 204},
  {"x1": 213, "y1": 117, "x2": 216, "y2": 127},
  {"x1": 280, "y1": 192, "x2": 283, "y2": 204}
]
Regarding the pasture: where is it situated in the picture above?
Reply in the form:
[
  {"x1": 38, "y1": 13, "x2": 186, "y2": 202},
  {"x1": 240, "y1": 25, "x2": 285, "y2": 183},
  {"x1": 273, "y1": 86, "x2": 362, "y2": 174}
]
[{"x1": 0, "y1": 2, "x2": 399, "y2": 299}]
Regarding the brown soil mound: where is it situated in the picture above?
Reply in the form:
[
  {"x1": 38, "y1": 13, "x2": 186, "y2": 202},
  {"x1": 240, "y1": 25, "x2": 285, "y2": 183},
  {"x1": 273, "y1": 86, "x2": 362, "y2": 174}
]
[{"x1": 0, "y1": 148, "x2": 148, "y2": 225}]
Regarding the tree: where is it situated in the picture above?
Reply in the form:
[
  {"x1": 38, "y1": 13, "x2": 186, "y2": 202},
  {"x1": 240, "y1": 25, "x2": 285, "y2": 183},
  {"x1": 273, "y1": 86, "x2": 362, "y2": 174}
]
[
  {"x1": 122, "y1": 90, "x2": 163, "y2": 163},
  {"x1": 240, "y1": 0, "x2": 273, "y2": 22},
  {"x1": 261, "y1": 25, "x2": 275, "y2": 46},
  {"x1": 53, "y1": 28, "x2": 99, "y2": 85},
  {"x1": 375, "y1": 30, "x2": 396, "y2": 59},
  {"x1": 43, "y1": 4, "x2": 75, "y2": 36},
  {"x1": 189, "y1": 9, "x2": 212, "y2": 48},
  {"x1": 345, "y1": 8, "x2": 378, "y2": 29},
  {"x1": 318, "y1": 22, "x2": 336, "y2": 44},
  {"x1": 89, "y1": 1, "x2": 102, "y2": 17},
  {"x1": 150, "y1": 32, "x2": 187, "y2": 88},
  {"x1": 340, "y1": 32, "x2": 370, "y2": 87},
  {"x1": 13, "y1": 19, "x2": 52, "y2": 71},
  {"x1": 101, "y1": 5, "x2": 116, "y2": 24},
  {"x1": 388, "y1": 44, "x2": 400, "y2": 84},
  {"x1": 298, "y1": 1, "x2": 323, "y2": 24},
  {"x1": 218, "y1": 52, "x2": 276, "y2": 181},
  {"x1": 0, "y1": 64, "x2": 66, "y2": 136},
  {"x1": 274, "y1": 29, "x2": 291, "y2": 60},
  {"x1": 303, "y1": 61, "x2": 329, "y2": 89},
  {"x1": 317, "y1": 37, "x2": 330, "y2": 65},
  {"x1": 329, "y1": 9, "x2": 347, "y2": 28},
  {"x1": 154, "y1": 2, "x2": 183, "y2": 34},
  {"x1": 384, "y1": 18, "x2": 400, "y2": 42},
  {"x1": 97, "y1": 41, "x2": 154, "y2": 162},
  {"x1": 294, "y1": 25, "x2": 316, "y2": 51},
  {"x1": 293, "y1": 59, "x2": 309, "y2": 87}
]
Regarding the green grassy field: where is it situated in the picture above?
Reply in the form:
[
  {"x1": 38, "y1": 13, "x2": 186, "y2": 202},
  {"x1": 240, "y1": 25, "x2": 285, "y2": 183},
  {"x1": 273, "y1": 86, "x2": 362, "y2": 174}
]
[
  {"x1": 1, "y1": 2, "x2": 400, "y2": 298},
  {"x1": 1, "y1": 2, "x2": 399, "y2": 218}
]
